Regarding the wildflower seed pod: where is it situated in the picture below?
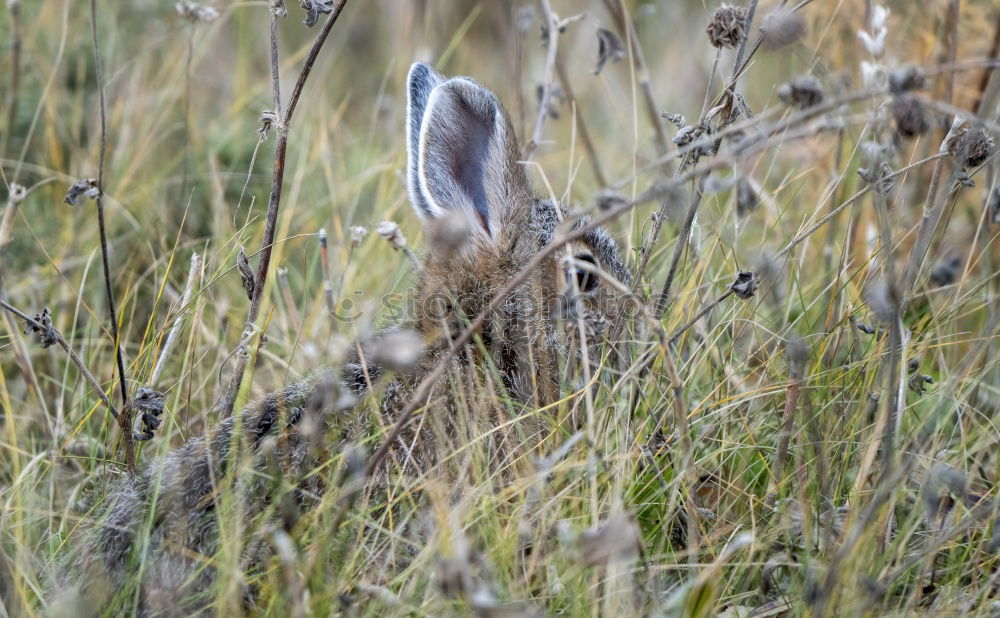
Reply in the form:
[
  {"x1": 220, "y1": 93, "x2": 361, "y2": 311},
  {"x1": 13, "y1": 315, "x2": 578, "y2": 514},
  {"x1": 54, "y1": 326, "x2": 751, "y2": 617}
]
[
  {"x1": 777, "y1": 76, "x2": 824, "y2": 109},
  {"x1": 736, "y1": 177, "x2": 759, "y2": 218},
  {"x1": 892, "y1": 95, "x2": 930, "y2": 139},
  {"x1": 760, "y1": 8, "x2": 806, "y2": 50},
  {"x1": 888, "y1": 64, "x2": 927, "y2": 95},
  {"x1": 24, "y1": 307, "x2": 57, "y2": 348},
  {"x1": 730, "y1": 271, "x2": 758, "y2": 299},
  {"x1": 64, "y1": 178, "x2": 99, "y2": 206},
  {"x1": 237, "y1": 246, "x2": 256, "y2": 300},
  {"x1": 706, "y1": 4, "x2": 747, "y2": 49},
  {"x1": 593, "y1": 28, "x2": 626, "y2": 75},
  {"x1": 349, "y1": 225, "x2": 368, "y2": 247},
  {"x1": 371, "y1": 330, "x2": 425, "y2": 372},
  {"x1": 943, "y1": 116, "x2": 995, "y2": 168},
  {"x1": 427, "y1": 210, "x2": 471, "y2": 255},
  {"x1": 376, "y1": 220, "x2": 408, "y2": 251},
  {"x1": 987, "y1": 185, "x2": 1000, "y2": 226},
  {"x1": 175, "y1": 1, "x2": 219, "y2": 22},
  {"x1": 300, "y1": 0, "x2": 334, "y2": 28}
]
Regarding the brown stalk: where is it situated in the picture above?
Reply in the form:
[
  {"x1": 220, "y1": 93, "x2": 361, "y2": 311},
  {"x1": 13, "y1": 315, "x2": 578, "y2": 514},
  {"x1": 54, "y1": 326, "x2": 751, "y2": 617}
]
[
  {"x1": 0, "y1": 298, "x2": 119, "y2": 418},
  {"x1": 4, "y1": 0, "x2": 22, "y2": 157},
  {"x1": 554, "y1": 51, "x2": 608, "y2": 186},
  {"x1": 91, "y1": 0, "x2": 134, "y2": 472},
  {"x1": 525, "y1": 0, "x2": 559, "y2": 159},
  {"x1": 220, "y1": 0, "x2": 351, "y2": 417}
]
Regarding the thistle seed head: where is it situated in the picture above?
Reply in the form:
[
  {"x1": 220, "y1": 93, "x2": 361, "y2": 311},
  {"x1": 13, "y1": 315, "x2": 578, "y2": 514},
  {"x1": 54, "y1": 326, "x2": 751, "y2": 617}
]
[
  {"x1": 777, "y1": 76, "x2": 824, "y2": 109},
  {"x1": 892, "y1": 95, "x2": 930, "y2": 139},
  {"x1": 760, "y1": 8, "x2": 806, "y2": 51},
  {"x1": 706, "y1": 4, "x2": 747, "y2": 49}
]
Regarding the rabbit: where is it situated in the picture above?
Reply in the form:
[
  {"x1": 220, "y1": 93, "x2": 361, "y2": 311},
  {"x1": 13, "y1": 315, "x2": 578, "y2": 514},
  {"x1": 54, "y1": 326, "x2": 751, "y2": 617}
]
[{"x1": 58, "y1": 62, "x2": 632, "y2": 616}]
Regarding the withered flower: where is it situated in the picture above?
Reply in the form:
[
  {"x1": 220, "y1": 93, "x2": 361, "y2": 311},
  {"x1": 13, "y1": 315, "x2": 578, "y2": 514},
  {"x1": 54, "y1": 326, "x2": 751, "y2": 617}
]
[
  {"x1": 237, "y1": 247, "x2": 255, "y2": 300},
  {"x1": 730, "y1": 271, "x2": 758, "y2": 299},
  {"x1": 300, "y1": 0, "x2": 334, "y2": 28},
  {"x1": 892, "y1": 95, "x2": 929, "y2": 139},
  {"x1": 706, "y1": 4, "x2": 747, "y2": 49},
  {"x1": 760, "y1": 8, "x2": 806, "y2": 50},
  {"x1": 65, "y1": 179, "x2": 99, "y2": 206},
  {"x1": 593, "y1": 28, "x2": 626, "y2": 75},
  {"x1": 888, "y1": 64, "x2": 927, "y2": 95},
  {"x1": 24, "y1": 307, "x2": 57, "y2": 348},
  {"x1": 777, "y1": 76, "x2": 824, "y2": 109}
]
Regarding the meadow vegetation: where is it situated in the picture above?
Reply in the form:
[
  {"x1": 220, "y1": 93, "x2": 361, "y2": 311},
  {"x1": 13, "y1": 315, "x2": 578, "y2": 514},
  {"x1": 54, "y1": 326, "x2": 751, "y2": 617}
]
[{"x1": 1, "y1": 0, "x2": 1000, "y2": 615}]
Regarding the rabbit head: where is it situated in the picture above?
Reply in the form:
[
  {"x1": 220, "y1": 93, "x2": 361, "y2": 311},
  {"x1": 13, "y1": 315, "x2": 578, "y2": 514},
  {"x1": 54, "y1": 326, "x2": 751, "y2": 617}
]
[{"x1": 399, "y1": 63, "x2": 632, "y2": 409}]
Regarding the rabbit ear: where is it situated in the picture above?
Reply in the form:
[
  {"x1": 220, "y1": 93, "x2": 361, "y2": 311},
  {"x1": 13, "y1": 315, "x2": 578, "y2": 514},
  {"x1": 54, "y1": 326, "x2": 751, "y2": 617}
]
[
  {"x1": 416, "y1": 76, "x2": 530, "y2": 240},
  {"x1": 406, "y1": 62, "x2": 445, "y2": 220}
]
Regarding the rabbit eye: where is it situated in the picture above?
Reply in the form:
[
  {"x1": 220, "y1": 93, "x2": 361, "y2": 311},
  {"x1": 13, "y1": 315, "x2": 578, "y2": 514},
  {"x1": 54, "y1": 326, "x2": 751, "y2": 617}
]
[{"x1": 570, "y1": 253, "x2": 599, "y2": 292}]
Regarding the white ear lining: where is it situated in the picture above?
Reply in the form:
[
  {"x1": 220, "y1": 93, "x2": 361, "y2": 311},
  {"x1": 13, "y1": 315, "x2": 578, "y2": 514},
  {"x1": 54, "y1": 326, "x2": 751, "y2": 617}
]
[{"x1": 416, "y1": 79, "x2": 498, "y2": 240}]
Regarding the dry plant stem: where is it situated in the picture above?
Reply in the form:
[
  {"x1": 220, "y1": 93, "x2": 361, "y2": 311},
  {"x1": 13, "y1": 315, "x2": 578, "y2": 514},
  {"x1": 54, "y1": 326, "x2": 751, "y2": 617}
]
[
  {"x1": 899, "y1": 160, "x2": 956, "y2": 299},
  {"x1": 767, "y1": 371, "x2": 802, "y2": 507},
  {"x1": 668, "y1": 289, "x2": 734, "y2": 346},
  {"x1": 973, "y1": 12, "x2": 1000, "y2": 114},
  {"x1": 872, "y1": 191, "x2": 903, "y2": 478},
  {"x1": 150, "y1": 252, "x2": 201, "y2": 386},
  {"x1": 343, "y1": 102, "x2": 956, "y2": 519},
  {"x1": 526, "y1": 0, "x2": 558, "y2": 159},
  {"x1": 600, "y1": 0, "x2": 673, "y2": 163},
  {"x1": 4, "y1": 1, "x2": 21, "y2": 157},
  {"x1": 661, "y1": 348, "x2": 700, "y2": 560},
  {"x1": 653, "y1": 174, "x2": 708, "y2": 318},
  {"x1": 554, "y1": 52, "x2": 607, "y2": 186},
  {"x1": 91, "y1": 0, "x2": 134, "y2": 472},
  {"x1": 815, "y1": 309, "x2": 1000, "y2": 614},
  {"x1": 319, "y1": 230, "x2": 335, "y2": 314},
  {"x1": 220, "y1": 0, "x2": 350, "y2": 417},
  {"x1": 0, "y1": 298, "x2": 119, "y2": 418}
]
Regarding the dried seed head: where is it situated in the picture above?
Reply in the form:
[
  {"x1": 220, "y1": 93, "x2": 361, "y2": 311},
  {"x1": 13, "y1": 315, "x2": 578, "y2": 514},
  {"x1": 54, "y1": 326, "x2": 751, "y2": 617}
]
[
  {"x1": 859, "y1": 141, "x2": 890, "y2": 170},
  {"x1": 300, "y1": 0, "x2": 334, "y2": 28},
  {"x1": 349, "y1": 225, "x2": 368, "y2": 247},
  {"x1": 736, "y1": 177, "x2": 759, "y2": 218},
  {"x1": 888, "y1": 64, "x2": 927, "y2": 95},
  {"x1": 943, "y1": 116, "x2": 996, "y2": 168},
  {"x1": 7, "y1": 183, "x2": 26, "y2": 205},
  {"x1": 784, "y1": 335, "x2": 809, "y2": 376},
  {"x1": 864, "y1": 277, "x2": 899, "y2": 322},
  {"x1": 777, "y1": 76, "x2": 824, "y2": 109},
  {"x1": 706, "y1": 4, "x2": 747, "y2": 49},
  {"x1": 268, "y1": 0, "x2": 287, "y2": 17},
  {"x1": 907, "y1": 372, "x2": 933, "y2": 394},
  {"x1": 929, "y1": 255, "x2": 962, "y2": 287},
  {"x1": 175, "y1": 1, "x2": 219, "y2": 22},
  {"x1": 535, "y1": 82, "x2": 566, "y2": 119},
  {"x1": 24, "y1": 307, "x2": 57, "y2": 348},
  {"x1": 892, "y1": 95, "x2": 930, "y2": 139},
  {"x1": 661, "y1": 112, "x2": 686, "y2": 128},
  {"x1": 596, "y1": 189, "x2": 627, "y2": 212},
  {"x1": 376, "y1": 220, "x2": 408, "y2": 251},
  {"x1": 594, "y1": 27, "x2": 626, "y2": 75},
  {"x1": 258, "y1": 110, "x2": 281, "y2": 139},
  {"x1": 131, "y1": 386, "x2": 166, "y2": 441},
  {"x1": 427, "y1": 210, "x2": 471, "y2": 255},
  {"x1": 987, "y1": 185, "x2": 1000, "y2": 226},
  {"x1": 64, "y1": 178, "x2": 99, "y2": 206},
  {"x1": 760, "y1": 8, "x2": 806, "y2": 50},
  {"x1": 730, "y1": 271, "x2": 758, "y2": 299},
  {"x1": 371, "y1": 330, "x2": 425, "y2": 372},
  {"x1": 237, "y1": 247, "x2": 255, "y2": 300}
]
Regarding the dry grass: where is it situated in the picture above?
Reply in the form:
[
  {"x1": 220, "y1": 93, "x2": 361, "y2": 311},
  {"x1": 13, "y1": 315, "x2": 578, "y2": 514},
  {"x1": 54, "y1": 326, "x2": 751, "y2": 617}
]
[{"x1": 2, "y1": 0, "x2": 1000, "y2": 615}]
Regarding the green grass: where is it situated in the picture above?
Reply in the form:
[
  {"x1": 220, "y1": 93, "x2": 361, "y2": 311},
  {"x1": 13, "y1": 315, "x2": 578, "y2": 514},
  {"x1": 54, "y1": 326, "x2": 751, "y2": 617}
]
[{"x1": 3, "y1": 0, "x2": 1000, "y2": 615}]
